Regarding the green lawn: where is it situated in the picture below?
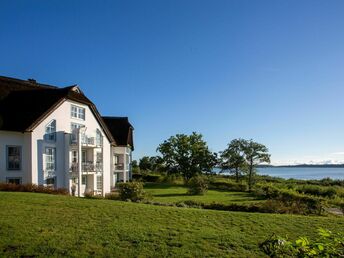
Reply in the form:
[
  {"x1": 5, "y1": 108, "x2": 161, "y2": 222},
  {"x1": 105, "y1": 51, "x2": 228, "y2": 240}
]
[
  {"x1": 144, "y1": 183, "x2": 264, "y2": 204},
  {"x1": 1, "y1": 192, "x2": 344, "y2": 257}
]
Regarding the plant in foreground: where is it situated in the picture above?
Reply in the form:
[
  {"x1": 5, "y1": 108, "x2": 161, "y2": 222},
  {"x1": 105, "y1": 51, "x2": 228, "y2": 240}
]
[{"x1": 260, "y1": 228, "x2": 344, "y2": 257}]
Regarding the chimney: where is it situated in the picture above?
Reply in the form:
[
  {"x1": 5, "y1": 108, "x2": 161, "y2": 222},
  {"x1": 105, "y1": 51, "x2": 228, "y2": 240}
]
[{"x1": 27, "y1": 78, "x2": 37, "y2": 84}]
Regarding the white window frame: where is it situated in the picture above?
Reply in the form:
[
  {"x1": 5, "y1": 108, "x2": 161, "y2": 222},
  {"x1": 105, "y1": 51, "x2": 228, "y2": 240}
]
[
  {"x1": 7, "y1": 146, "x2": 22, "y2": 170},
  {"x1": 71, "y1": 104, "x2": 85, "y2": 120},
  {"x1": 45, "y1": 147, "x2": 56, "y2": 172},
  {"x1": 45, "y1": 120, "x2": 56, "y2": 141}
]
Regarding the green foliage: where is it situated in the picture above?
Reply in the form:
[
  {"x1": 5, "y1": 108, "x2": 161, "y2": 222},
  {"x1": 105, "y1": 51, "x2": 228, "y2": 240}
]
[
  {"x1": 296, "y1": 185, "x2": 337, "y2": 198},
  {"x1": 253, "y1": 184, "x2": 327, "y2": 215},
  {"x1": 104, "y1": 192, "x2": 120, "y2": 200},
  {"x1": 157, "y1": 132, "x2": 217, "y2": 180},
  {"x1": 220, "y1": 139, "x2": 247, "y2": 182},
  {"x1": 187, "y1": 176, "x2": 208, "y2": 195},
  {"x1": 118, "y1": 182, "x2": 149, "y2": 201},
  {"x1": 208, "y1": 180, "x2": 247, "y2": 192},
  {"x1": 260, "y1": 228, "x2": 344, "y2": 257}
]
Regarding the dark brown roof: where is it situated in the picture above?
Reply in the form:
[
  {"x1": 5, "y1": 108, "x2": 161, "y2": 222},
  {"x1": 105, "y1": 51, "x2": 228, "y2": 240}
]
[
  {"x1": 0, "y1": 76, "x2": 115, "y2": 144},
  {"x1": 102, "y1": 117, "x2": 134, "y2": 150}
]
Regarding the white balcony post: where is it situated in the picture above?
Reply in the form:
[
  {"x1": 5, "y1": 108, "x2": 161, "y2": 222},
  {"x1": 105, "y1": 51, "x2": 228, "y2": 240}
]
[
  {"x1": 77, "y1": 127, "x2": 86, "y2": 197},
  {"x1": 123, "y1": 152, "x2": 127, "y2": 182}
]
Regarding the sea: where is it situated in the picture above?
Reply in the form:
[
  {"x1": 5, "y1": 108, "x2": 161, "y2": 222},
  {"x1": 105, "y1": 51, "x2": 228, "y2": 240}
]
[{"x1": 215, "y1": 167, "x2": 344, "y2": 180}]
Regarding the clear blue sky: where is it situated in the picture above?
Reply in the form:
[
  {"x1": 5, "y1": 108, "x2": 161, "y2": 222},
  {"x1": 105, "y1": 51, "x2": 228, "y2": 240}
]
[{"x1": 1, "y1": 0, "x2": 344, "y2": 164}]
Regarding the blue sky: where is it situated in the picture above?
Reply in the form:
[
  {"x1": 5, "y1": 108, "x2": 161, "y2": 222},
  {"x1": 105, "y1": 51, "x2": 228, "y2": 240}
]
[{"x1": 1, "y1": 0, "x2": 344, "y2": 164}]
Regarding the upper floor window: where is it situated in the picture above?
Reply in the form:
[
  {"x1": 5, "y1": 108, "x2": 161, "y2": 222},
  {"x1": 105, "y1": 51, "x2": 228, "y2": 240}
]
[
  {"x1": 71, "y1": 105, "x2": 85, "y2": 120},
  {"x1": 96, "y1": 129, "x2": 102, "y2": 146},
  {"x1": 45, "y1": 120, "x2": 56, "y2": 141},
  {"x1": 7, "y1": 146, "x2": 21, "y2": 170}
]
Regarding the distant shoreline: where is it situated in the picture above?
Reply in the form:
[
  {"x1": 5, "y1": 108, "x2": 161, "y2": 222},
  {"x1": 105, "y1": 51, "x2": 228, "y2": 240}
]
[{"x1": 257, "y1": 164, "x2": 344, "y2": 168}]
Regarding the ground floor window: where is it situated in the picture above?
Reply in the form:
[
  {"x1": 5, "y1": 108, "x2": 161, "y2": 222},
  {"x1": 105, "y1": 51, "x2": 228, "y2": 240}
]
[
  {"x1": 6, "y1": 177, "x2": 22, "y2": 184},
  {"x1": 97, "y1": 175, "x2": 102, "y2": 190},
  {"x1": 82, "y1": 175, "x2": 87, "y2": 185},
  {"x1": 45, "y1": 177, "x2": 55, "y2": 186}
]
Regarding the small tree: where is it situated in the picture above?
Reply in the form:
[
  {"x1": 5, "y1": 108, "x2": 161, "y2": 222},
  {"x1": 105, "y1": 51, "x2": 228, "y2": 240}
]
[
  {"x1": 220, "y1": 139, "x2": 246, "y2": 182},
  {"x1": 241, "y1": 139, "x2": 270, "y2": 191},
  {"x1": 139, "y1": 156, "x2": 153, "y2": 171},
  {"x1": 157, "y1": 132, "x2": 217, "y2": 181}
]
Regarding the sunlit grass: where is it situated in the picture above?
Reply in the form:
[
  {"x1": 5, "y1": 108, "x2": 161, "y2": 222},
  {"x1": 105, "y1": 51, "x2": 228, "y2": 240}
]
[{"x1": 1, "y1": 192, "x2": 343, "y2": 257}]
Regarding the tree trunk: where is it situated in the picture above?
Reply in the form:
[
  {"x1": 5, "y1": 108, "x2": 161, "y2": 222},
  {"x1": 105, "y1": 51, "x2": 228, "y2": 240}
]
[
  {"x1": 248, "y1": 160, "x2": 253, "y2": 192},
  {"x1": 235, "y1": 167, "x2": 239, "y2": 182}
]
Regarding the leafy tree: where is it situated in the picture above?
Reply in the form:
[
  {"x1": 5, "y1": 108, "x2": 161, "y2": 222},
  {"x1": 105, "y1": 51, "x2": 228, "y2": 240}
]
[
  {"x1": 131, "y1": 160, "x2": 140, "y2": 174},
  {"x1": 157, "y1": 132, "x2": 217, "y2": 181},
  {"x1": 220, "y1": 139, "x2": 246, "y2": 182},
  {"x1": 241, "y1": 139, "x2": 270, "y2": 191},
  {"x1": 139, "y1": 156, "x2": 153, "y2": 171}
]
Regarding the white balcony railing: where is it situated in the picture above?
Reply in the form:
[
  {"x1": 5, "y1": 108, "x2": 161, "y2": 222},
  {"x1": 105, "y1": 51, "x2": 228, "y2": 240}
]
[
  {"x1": 70, "y1": 162, "x2": 103, "y2": 173},
  {"x1": 114, "y1": 163, "x2": 125, "y2": 171}
]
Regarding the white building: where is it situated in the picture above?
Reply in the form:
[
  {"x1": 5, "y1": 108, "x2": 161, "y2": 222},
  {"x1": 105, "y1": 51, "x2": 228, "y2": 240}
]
[{"x1": 0, "y1": 76, "x2": 134, "y2": 196}]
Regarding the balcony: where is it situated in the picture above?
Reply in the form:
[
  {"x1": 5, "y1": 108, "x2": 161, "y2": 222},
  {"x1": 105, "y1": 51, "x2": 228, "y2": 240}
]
[
  {"x1": 114, "y1": 163, "x2": 125, "y2": 171},
  {"x1": 70, "y1": 162, "x2": 103, "y2": 173},
  {"x1": 70, "y1": 134, "x2": 102, "y2": 147}
]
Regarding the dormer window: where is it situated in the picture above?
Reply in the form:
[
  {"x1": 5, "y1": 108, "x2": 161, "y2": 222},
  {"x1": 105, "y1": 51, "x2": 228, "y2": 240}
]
[
  {"x1": 45, "y1": 120, "x2": 56, "y2": 141},
  {"x1": 71, "y1": 105, "x2": 85, "y2": 120}
]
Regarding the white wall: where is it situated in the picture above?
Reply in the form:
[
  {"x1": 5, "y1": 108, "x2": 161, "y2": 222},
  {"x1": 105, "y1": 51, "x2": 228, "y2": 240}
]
[
  {"x1": 0, "y1": 131, "x2": 31, "y2": 184},
  {"x1": 29, "y1": 99, "x2": 111, "y2": 193}
]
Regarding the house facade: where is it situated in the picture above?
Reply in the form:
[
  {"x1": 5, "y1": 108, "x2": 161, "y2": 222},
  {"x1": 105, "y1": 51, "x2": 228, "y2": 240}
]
[{"x1": 0, "y1": 76, "x2": 134, "y2": 196}]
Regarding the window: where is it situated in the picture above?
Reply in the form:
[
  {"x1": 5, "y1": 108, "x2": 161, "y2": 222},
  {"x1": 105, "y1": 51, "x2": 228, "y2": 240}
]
[
  {"x1": 72, "y1": 150, "x2": 78, "y2": 163},
  {"x1": 71, "y1": 105, "x2": 85, "y2": 120},
  {"x1": 7, "y1": 146, "x2": 21, "y2": 170},
  {"x1": 45, "y1": 147, "x2": 56, "y2": 172},
  {"x1": 46, "y1": 177, "x2": 55, "y2": 186},
  {"x1": 97, "y1": 175, "x2": 102, "y2": 190},
  {"x1": 96, "y1": 129, "x2": 102, "y2": 146},
  {"x1": 45, "y1": 120, "x2": 56, "y2": 141},
  {"x1": 6, "y1": 177, "x2": 22, "y2": 184},
  {"x1": 82, "y1": 175, "x2": 87, "y2": 185}
]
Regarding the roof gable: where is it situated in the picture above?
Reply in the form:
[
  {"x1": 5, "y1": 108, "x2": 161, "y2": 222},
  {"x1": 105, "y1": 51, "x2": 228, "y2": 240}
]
[{"x1": 0, "y1": 76, "x2": 115, "y2": 143}]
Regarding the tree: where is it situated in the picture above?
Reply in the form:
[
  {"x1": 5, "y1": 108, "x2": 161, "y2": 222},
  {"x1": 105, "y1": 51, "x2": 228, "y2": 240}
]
[
  {"x1": 241, "y1": 139, "x2": 270, "y2": 191},
  {"x1": 220, "y1": 139, "x2": 246, "y2": 182},
  {"x1": 139, "y1": 156, "x2": 152, "y2": 171},
  {"x1": 131, "y1": 160, "x2": 140, "y2": 174},
  {"x1": 157, "y1": 132, "x2": 217, "y2": 181}
]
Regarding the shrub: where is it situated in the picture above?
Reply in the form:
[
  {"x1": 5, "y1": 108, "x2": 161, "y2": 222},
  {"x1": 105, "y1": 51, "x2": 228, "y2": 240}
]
[
  {"x1": 260, "y1": 228, "x2": 344, "y2": 257},
  {"x1": 118, "y1": 182, "x2": 148, "y2": 201},
  {"x1": 105, "y1": 192, "x2": 120, "y2": 200},
  {"x1": 209, "y1": 181, "x2": 247, "y2": 192},
  {"x1": 187, "y1": 176, "x2": 208, "y2": 195},
  {"x1": 0, "y1": 183, "x2": 68, "y2": 195},
  {"x1": 142, "y1": 174, "x2": 162, "y2": 183}
]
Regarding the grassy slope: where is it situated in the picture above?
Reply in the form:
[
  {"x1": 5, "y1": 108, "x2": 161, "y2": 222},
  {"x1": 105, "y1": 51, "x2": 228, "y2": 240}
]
[
  {"x1": 144, "y1": 183, "x2": 264, "y2": 204},
  {"x1": 1, "y1": 192, "x2": 343, "y2": 258}
]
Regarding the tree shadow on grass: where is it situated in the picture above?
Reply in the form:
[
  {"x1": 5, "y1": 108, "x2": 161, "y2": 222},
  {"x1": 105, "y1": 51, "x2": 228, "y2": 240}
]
[{"x1": 154, "y1": 193, "x2": 189, "y2": 197}]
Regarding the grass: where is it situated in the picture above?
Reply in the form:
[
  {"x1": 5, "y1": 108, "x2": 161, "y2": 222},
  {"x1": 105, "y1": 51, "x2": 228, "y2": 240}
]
[
  {"x1": 144, "y1": 182, "x2": 264, "y2": 204},
  {"x1": 1, "y1": 192, "x2": 344, "y2": 257}
]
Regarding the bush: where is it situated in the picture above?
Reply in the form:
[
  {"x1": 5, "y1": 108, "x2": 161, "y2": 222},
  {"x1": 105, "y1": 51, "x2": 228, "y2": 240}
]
[
  {"x1": 118, "y1": 182, "x2": 148, "y2": 201},
  {"x1": 260, "y1": 228, "x2": 344, "y2": 257},
  {"x1": 0, "y1": 183, "x2": 69, "y2": 195},
  {"x1": 187, "y1": 176, "x2": 208, "y2": 195},
  {"x1": 142, "y1": 174, "x2": 162, "y2": 183},
  {"x1": 105, "y1": 192, "x2": 120, "y2": 200},
  {"x1": 209, "y1": 181, "x2": 247, "y2": 192}
]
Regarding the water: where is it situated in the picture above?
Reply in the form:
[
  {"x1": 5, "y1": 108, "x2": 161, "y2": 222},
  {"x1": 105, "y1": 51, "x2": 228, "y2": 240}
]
[
  {"x1": 257, "y1": 167, "x2": 344, "y2": 180},
  {"x1": 214, "y1": 167, "x2": 344, "y2": 180}
]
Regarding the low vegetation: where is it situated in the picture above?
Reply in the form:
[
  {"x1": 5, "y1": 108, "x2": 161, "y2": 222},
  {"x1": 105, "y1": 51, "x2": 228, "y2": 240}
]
[
  {"x1": 1, "y1": 192, "x2": 343, "y2": 257},
  {"x1": 0, "y1": 183, "x2": 68, "y2": 195}
]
